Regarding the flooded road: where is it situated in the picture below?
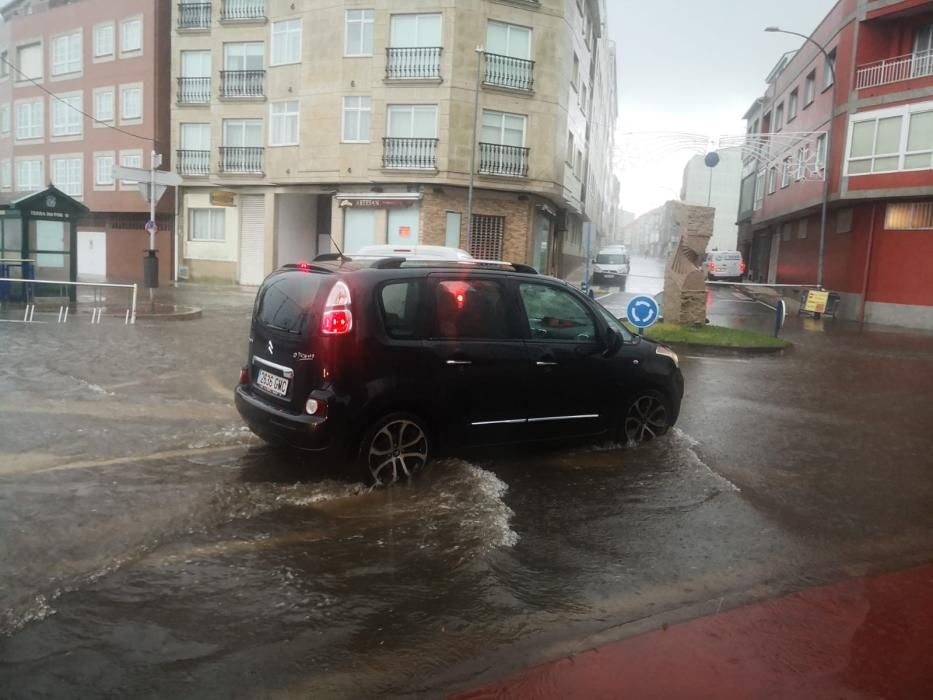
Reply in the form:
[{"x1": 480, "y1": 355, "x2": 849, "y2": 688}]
[{"x1": 3, "y1": 272, "x2": 933, "y2": 698}]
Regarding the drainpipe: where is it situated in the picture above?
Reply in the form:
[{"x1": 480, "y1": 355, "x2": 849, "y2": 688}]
[{"x1": 857, "y1": 203, "x2": 877, "y2": 327}]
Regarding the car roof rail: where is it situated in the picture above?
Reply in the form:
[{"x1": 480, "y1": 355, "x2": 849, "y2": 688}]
[
  {"x1": 311, "y1": 254, "x2": 539, "y2": 274},
  {"x1": 313, "y1": 253, "x2": 343, "y2": 262}
]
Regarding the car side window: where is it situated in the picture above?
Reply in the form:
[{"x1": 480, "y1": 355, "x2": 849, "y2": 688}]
[
  {"x1": 380, "y1": 280, "x2": 423, "y2": 340},
  {"x1": 519, "y1": 283, "x2": 597, "y2": 342},
  {"x1": 433, "y1": 279, "x2": 511, "y2": 340}
]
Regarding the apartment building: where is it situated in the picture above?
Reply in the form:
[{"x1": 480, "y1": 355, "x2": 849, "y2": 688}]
[
  {"x1": 0, "y1": 0, "x2": 172, "y2": 284},
  {"x1": 171, "y1": 0, "x2": 619, "y2": 285},
  {"x1": 738, "y1": 0, "x2": 933, "y2": 330}
]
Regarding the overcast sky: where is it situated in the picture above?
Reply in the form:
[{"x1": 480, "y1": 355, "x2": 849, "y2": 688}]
[{"x1": 608, "y1": 0, "x2": 836, "y2": 215}]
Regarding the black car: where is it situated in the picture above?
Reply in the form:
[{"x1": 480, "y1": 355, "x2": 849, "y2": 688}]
[{"x1": 235, "y1": 256, "x2": 684, "y2": 485}]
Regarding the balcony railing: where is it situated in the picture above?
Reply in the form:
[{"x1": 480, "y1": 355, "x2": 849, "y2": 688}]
[
  {"x1": 483, "y1": 53, "x2": 535, "y2": 91},
  {"x1": 856, "y1": 49, "x2": 933, "y2": 89},
  {"x1": 219, "y1": 146, "x2": 263, "y2": 174},
  {"x1": 479, "y1": 143, "x2": 529, "y2": 177},
  {"x1": 178, "y1": 3, "x2": 211, "y2": 30},
  {"x1": 220, "y1": 0, "x2": 264, "y2": 21},
  {"x1": 177, "y1": 77, "x2": 211, "y2": 104},
  {"x1": 220, "y1": 70, "x2": 265, "y2": 98},
  {"x1": 383, "y1": 137, "x2": 438, "y2": 169},
  {"x1": 385, "y1": 47, "x2": 442, "y2": 80},
  {"x1": 177, "y1": 150, "x2": 210, "y2": 177}
]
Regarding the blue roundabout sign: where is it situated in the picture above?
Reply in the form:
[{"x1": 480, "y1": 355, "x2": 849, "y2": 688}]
[{"x1": 626, "y1": 295, "x2": 660, "y2": 329}]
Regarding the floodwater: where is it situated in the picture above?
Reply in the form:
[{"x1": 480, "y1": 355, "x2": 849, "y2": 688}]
[{"x1": 3, "y1": 264, "x2": 933, "y2": 698}]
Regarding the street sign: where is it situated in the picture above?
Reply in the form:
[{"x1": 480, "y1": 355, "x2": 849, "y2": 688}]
[
  {"x1": 137, "y1": 183, "x2": 167, "y2": 204},
  {"x1": 111, "y1": 166, "x2": 182, "y2": 187},
  {"x1": 626, "y1": 295, "x2": 660, "y2": 329},
  {"x1": 804, "y1": 290, "x2": 830, "y2": 314},
  {"x1": 210, "y1": 190, "x2": 236, "y2": 207},
  {"x1": 145, "y1": 220, "x2": 158, "y2": 235}
]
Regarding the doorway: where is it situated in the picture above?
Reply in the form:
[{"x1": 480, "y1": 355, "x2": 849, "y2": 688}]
[
  {"x1": 77, "y1": 231, "x2": 106, "y2": 280},
  {"x1": 768, "y1": 231, "x2": 781, "y2": 284}
]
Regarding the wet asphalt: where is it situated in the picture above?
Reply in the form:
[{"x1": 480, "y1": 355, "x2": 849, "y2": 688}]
[{"x1": 2, "y1": 259, "x2": 933, "y2": 699}]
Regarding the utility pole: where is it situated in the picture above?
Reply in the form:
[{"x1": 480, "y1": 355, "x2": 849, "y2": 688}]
[{"x1": 465, "y1": 46, "x2": 484, "y2": 256}]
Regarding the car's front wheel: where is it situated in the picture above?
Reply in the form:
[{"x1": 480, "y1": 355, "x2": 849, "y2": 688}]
[
  {"x1": 358, "y1": 412, "x2": 431, "y2": 486},
  {"x1": 620, "y1": 389, "x2": 671, "y2": 445}
]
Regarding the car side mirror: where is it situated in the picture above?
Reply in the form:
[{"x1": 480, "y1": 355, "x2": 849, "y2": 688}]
[{"x1": 604, "y1": 328, "x2": 624, "y2": 356}]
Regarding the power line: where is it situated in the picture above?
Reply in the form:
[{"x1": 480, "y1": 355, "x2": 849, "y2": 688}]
[{"x1": 0, "y1": 54, "x2": 154, "y2": 144}]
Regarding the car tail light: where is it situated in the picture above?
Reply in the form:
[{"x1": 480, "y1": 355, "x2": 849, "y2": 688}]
[
  {"x1": 321, "y1": 281, "x2": 353, "y2": 335},
  {"x1": 740, "y1": 261, "x2": 747, "y2": 273},
  {"x1": 238, "y1": 366, "x2": 249, "y2": 385},
  {"x1": 297, "y1": 261, "x2": 311, "y2": 271}
]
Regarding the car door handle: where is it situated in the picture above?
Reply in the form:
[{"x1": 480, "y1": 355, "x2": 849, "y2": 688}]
[
  {"x1": 536, "y1": 361, "x2": 558, "y2": 367},
  {"x1": 446, "y1": 360, "x2": 472, "y2": 366}
]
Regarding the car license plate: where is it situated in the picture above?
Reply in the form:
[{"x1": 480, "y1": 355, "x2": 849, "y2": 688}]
[
  {"x1": 256, "y1": 368, "x2": 289, "y2": 397},
  {"x1": 605, "y1": 273, "x2": 616, "y2": 278}
]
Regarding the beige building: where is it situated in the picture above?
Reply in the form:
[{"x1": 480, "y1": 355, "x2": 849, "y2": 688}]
[{"x1": 171, "y1": 0, "x2": 619, "y2": 284}]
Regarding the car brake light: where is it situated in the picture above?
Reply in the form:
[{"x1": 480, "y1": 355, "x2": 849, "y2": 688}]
[
  {"x1": 297, "y1": 261, "x2": 311, "y2": 271},
  {"x1": 238, "y1": 366, "x2": 249, "y2": 385},
  {"x1": 740, "y1": 261, "x2": 747, "y2": 273},
  {"x1": 321, "y1": 281, "x2": 353, "y2": 335}
]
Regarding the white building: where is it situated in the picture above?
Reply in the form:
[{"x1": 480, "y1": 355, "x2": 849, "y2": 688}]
[{"x1": 680, "y1": 151, "x2": 742, "y2": 252}]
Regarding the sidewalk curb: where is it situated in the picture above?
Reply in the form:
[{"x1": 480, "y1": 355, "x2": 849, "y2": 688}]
[
  {"x1": 662, "y1": 341, "x2": 792, "y2": 355},
  {"x1": 135, "y1": 306, "x2": 203, "y2": 321}
]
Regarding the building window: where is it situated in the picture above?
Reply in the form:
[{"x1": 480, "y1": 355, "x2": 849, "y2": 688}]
[
  {"x1": 836, "y1": 208, "x2": 853, "y2": 233},
  {"x1": 345, "y1": 9, "x2": 374, "y2": 56},
  {"x1": 387, "y1": 104, "x2": 437, "y2": 138},
  {"x1": 120, "y1": 84, "x2": 142, "y2": 122},
  {"x1": 754, "y1": 171, "x2": 764, "y2": 210},
  {"x1": 94, "y1": 152, "x2": 114, "y2": 186},
  {"x1": 788, "y1": 89, "x2": 798, "y2": 122},
  {"x1": 121, "y1": 17, "x2": 143, "y2": 55},
  {"x1": 481, "y1": 110, "x2": 526, "y2": 147},
  {"x1": 767, "y1": 166, "x2": 777, "y2": 194},
  {"x1": 781, "y1": 157, "x2": 792, "y2": 187},
  {"x1": 0, "y1": 50, "x2": 8, "y2": 78},
  {"x1": 15, "y1": 99, "x2": 42, "y2": 140},
  {"x1": 824, "y1": 48, "x2": 836, "y2": 89},
  {"x1": 94, "y1": 23, "x2": 114, "y2": 58},
  {"x1": 0, "y1": 103, "x2": 9, "y2": 134},
  {"x1": 781, "y1": 222, "x2": 793, "y2": 242},
  {"x1": 797, "y1": 219, "x2": 808, "y2": 239},
  {"x1": 190, "y1": 208, "x2": 226, "y2": 241},
  {"x1": 774, "y1": 103, "x2": 784, "y2": 132},
  {"x1": 16, "y1": 42, "x2": 42, "y2": 81},
  {"x1": 885, "y1": 201, "x2": 933, "y2": 230},
  {"x1": 16, "y1": 158, "x2": 43, "y2": 191},
  {"x1": 486, "y1": 20, "x2": 532, "y2": 60},
  {"x1": 269, "y1": 100, "x2": 299, "y2": 146},
  {"x1": 848, "y1": 114, "x2": 903, "y2": 174},
  {"x1": 51, "y1": 32, "x2": 81, "y2": 76},
  {"x1": 567, "y1": 132, "x2": 574, "y2": 163},
  {"x1": 224, "y1": 41, "x2": 264, "y2": 70},
  {"x1": 342, "y1": 95, "x2": 371, "y2": 142},
  {"x1": 796, "y1": 145, "x2": 809, "y2": 180},
  {"x1": 51, "y1": 156, "x2": 82, "y2": 197},
  {"x1": 470, "y1": 214, "x2": 505, "y2": 260},
  {"x1": 270, "y1": 19, "x2": 301, "y2": 66},
  {"x1": 51, "y1": 94, "x2": 81, "y2": 137},
  {"x1": 94, "y1": 88, "x2": 114, "y2": 123},
  {"x1": 118, "y1": 150, "x2": 143, "y2": 187},
  {"x1": 0, "y1": 159, "x2": 11, "y2": 190},
  {"x1": 572, "y1": 52, "x2": 580, "y2": 90},
  {"x1": 805, "y1": 70, "x2": 816, "y2": 106},
  {"x1": 389, "y1": 13, "x2": 442, "y2": 48},
  {"x1": 223, "y1": 118, "x2": 263, "y2": 146},
  {"x1": 816, "y1": 132, "x2": 827, "y2": 169},
  {"x1": 575, "y1": 148, "x2": 583, "y2": 177},
  {"x1": 905, "y1": 110, "x2": 933, "y2": 170}
]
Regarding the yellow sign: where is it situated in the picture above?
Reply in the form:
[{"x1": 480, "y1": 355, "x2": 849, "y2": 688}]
[
  {"x1": 804, "y1": 290, "x2": 830, "y2": 314},
  {"x1": 210, "y1": 190, "x2": 236, "y2": 207}
]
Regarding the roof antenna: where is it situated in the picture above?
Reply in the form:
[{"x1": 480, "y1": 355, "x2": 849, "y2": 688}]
[{"x1": 329, "y1": 231, "x2": 348, "y2": 262}]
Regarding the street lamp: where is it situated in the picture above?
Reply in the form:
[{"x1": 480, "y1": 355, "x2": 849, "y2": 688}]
[{"x1": 764, "y1": 26, "x2": 837, "y2": 290}]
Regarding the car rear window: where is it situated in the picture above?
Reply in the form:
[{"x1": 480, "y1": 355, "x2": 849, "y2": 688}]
[
  {"x1": 256, "y1": 272, "x2": 325, "y2": 334},
  {"x1": 597, "y1": 254, "x2": 627, "y2": 264}
]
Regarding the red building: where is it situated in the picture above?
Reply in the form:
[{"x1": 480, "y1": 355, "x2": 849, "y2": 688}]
[
  {"x1": 0, "y1": 0, "x2": 172, "y2": 285},
  {"x1": 737, "y1": 0, "x2": 933, "y2": 330}
]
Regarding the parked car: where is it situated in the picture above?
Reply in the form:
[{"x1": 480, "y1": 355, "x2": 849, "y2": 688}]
[
  {"x1": 706, "y1": 251, "x2": 746, "y2": 281},
  {"x1": 592, "y1": 246, "x2": 631, "y2": 287},
  {"x1": 234, "y1": 255, "x2": 684, "y2": 485}
]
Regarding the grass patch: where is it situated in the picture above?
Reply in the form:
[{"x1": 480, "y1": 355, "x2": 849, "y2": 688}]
[{"x1": 630, "y1": 322, "x2": 790, "y2": 349}]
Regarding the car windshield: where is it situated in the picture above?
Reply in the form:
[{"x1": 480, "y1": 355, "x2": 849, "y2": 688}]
[{"x1": 597, "y1": 254, "x2": 627, "y2": 265}]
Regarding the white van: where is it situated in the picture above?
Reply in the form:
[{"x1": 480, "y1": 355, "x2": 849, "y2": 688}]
[
  {"x1": 706, "y1": 251, "x2": 746, "y2": 281},
  {"x1": 592, "y1": 246, "x2": 630, "y2": 287}
]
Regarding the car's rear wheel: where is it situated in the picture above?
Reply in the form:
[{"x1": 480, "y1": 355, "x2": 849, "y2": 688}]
[
  {"x1": 358, "y1": 412, "x2": 431, "y2": 486},
  {"x1": 620, "y1": 390, "x2": 671, "y2": 445}
]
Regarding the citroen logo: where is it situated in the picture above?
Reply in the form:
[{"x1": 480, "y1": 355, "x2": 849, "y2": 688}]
[{"x1": 267, "y1": 340, "x2": 274, "y2": 355}]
